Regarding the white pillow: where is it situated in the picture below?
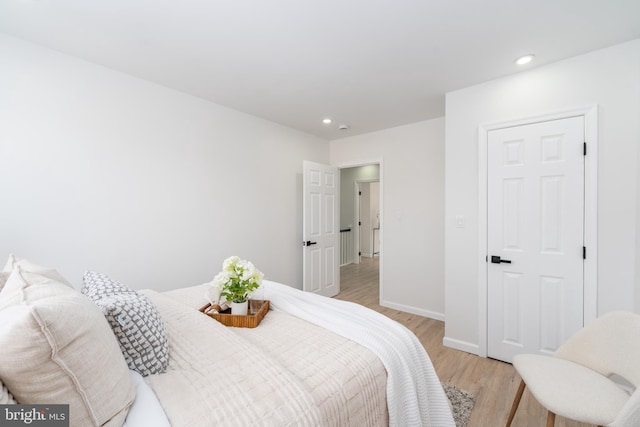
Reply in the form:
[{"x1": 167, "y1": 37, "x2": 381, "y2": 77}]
[
  {"x1": 0, "y1": 381, "x2": 16, "y2": 404},
  {"x1": 123, "y1": 370, "x2": 170, "y2": 427},
  {"x1": 0, "y1": 254, "x2": 73, "y2": 290},
  {"x1": 82, "y1": 271, "x2": 169, "y2": 376},
  {"x1": 0, "y1": 266, "x2": 135, "y2": 426},
  {"x1": 0, "y1": 255, "x2": 78, "y2": 407}
]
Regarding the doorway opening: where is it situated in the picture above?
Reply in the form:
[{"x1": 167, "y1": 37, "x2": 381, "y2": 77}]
[{"x1": 338, "y1": 163, "x2": 381, "y2": 303}]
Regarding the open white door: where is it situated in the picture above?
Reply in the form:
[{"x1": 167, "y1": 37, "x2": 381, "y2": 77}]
[{"x1": 303, "y1": 160, "x2": 340, "y2": 297}]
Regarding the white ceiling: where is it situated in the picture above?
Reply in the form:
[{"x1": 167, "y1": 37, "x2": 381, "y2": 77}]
[{"x1": 1, "y1": 0, "x2": 639, "y2": 140}]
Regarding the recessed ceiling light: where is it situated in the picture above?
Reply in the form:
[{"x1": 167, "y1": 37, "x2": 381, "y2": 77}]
[
  {"x1": 515, "y1": 54, "x2": 535, "y2": 65},
  {"x1": 322, "y1": 118, "x2": 332, "y2": 125}
]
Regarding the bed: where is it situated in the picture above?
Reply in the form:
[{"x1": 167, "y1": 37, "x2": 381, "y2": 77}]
[{"x1": 0, "y1": 255, "x2": 455, "y2": 427}]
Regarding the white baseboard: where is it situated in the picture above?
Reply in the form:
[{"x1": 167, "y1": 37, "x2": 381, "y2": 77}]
[
  {"x1": 380, "y1": 299, "x2": 445, "y2": 321},
  {"x1": 442, "y1": 337, "x2": 480, "y2": 356}
]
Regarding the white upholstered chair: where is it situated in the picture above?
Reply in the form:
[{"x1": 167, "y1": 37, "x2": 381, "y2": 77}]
[{"x1": 505, "y1": 311, "x2": 640, "y2": 427}]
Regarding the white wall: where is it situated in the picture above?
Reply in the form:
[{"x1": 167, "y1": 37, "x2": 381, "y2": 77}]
[
  {"x1": 0, "y1": 34, "x2": 329, "y2": 291},
  {"x1": 330, "y1": 118, "x2": 445, "y2": 319},
  {"x1": 444, "y1": 39, "x2": 640, "y2": 352},
  {"x1": 637, "y1": 110, "x2": 640, "y2": 313}
]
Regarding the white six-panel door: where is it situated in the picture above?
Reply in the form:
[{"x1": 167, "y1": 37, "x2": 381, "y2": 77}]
[
  {"x1": 487, "y1": 116, "x2": 585, "y2": 363},
  {"x1": 303, "y1": 161, "x2": 340, "y2": 297}
]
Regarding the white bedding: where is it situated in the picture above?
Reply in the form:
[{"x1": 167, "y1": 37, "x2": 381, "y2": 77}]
[
  {"x1": 142, "y1": 291, "x2": 330, "y2": 426},
  {"x1": 129, "y1": 281, "x2": 454, "y2": 427},
  {"x1": 123, "y1": 370, "x2": 169, "y2": 427},
  {"x1": 261, "y1": 280, "x2": 455, "y2": 427}
]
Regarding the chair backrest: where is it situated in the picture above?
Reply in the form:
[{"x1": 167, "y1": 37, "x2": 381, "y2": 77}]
[{"x1": 555, "y1": 311, "x2": 640, "y2": 387}]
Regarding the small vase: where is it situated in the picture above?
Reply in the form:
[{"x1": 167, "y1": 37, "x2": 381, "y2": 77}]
[{"x1": 231, "y1": 301, "x2": 248, "y2": 315}]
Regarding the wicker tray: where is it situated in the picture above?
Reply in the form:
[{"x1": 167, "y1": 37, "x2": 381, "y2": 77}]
[{"x1": 199, "y1": 300, "x2": 269, "y2": 328}]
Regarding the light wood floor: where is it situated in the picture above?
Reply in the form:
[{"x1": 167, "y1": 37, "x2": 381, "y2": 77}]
[{"x1": 337, "y1": 257, "x2": 591, "y2": 427}]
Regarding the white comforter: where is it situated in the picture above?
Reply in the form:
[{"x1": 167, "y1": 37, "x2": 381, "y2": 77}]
[
  {"x1": 131, "y1": 281, "x2": 454, "y2": 427},
  {"x1": 261, "y1": 280, "x2": 455, "y2": 427}
]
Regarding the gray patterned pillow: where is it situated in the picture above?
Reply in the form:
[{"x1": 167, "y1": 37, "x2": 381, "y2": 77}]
[{"x1": 81, "y1": 271, "x2": 168, "y2": 376}]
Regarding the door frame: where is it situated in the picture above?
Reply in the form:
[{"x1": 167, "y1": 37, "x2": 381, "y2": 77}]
[
  {"x1": 477, "y1": 105, "x2": 598, "y2": 357},
  {"x1": 336, "y1": 158, "x2": 384, "y2": 303}
]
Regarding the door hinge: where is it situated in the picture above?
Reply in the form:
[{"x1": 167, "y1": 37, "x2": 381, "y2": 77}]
[
  {"x1": 358, "y1": 251, "x2": 361, "y2": 256},
  {"x1": 583, "y1": 246, "x2": 586, "y2": 260},
  {"x1": 359, "y1": 191, "x2": 362, "y2": 196},
  {"x1": 584, "y1": 142, "x2": 587, "y2": 156},
  {"x1": 358, "y1": 221, "x2": 361, "y2": 226}
]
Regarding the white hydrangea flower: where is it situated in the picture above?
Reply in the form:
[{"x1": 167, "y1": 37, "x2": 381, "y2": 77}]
[
  {"x1": 252, "y1": 270, "x2": 264, "y2": 285},
  {"x1": 212, "y1": 270, "x2": 232, "y2": 290},
  {"x1": 223, "y1": 256, "x2": 240, "y2": 272},
  {"x1": 212, "y1": 256, "x2": 264, "y2": 303},
  {"x1": 240, "y1": 261, "x2": 256, "y2": 281}
]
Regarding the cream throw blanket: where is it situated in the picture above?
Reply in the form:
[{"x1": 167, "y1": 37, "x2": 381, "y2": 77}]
[
  {"x1": 262, "y1": 280, "x2": 455, "y2": 427},
  {"x1": 142, "y1": 290, "x2": 326, "y2": 426}
]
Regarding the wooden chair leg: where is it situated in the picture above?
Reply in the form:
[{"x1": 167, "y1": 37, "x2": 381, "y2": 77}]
[
  {"x1": 505, "y1": 379, "x2": 526, "y2": 427},
  {"x1": 546, "y1": 411, "x2": 556, "y2": 427}
]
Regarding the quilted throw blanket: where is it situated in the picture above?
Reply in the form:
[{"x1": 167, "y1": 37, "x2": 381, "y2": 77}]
[
  {"x1": 150, "y1": 279, "x2": 454, "y2": 426},
  {"x1": 261, "y1": 280, "x2": 456, "y2": 427},
  {"x1": 143, "y1": 285, "x2": 388, "y2": 427},
  {"x1": 142, "y1": 291, "x2": 327, "y2": 426}
]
